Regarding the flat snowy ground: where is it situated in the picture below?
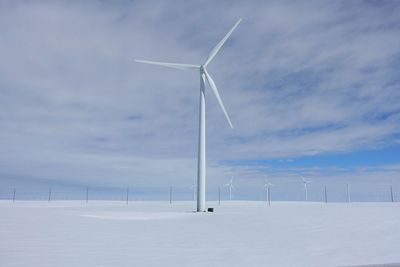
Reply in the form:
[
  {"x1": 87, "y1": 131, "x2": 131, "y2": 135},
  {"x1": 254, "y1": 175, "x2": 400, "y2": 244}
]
[{"x1": 0, "y1": 201, "x2": 399, "y2": 267}]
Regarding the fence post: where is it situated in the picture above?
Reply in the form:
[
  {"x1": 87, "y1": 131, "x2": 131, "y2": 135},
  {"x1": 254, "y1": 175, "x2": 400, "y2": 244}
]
[
  {"x1": 218, "y1": 186, "x2": 221, "y2": 206},
  {"x1": 169, "y1": 186, "x2": 172, "y2": 204},
  {"x1": 390, "y1": 185, "x2": 394, "y2": 203},
  {"x1": 324, "y1": 186, "x2": 328, "y2": 204}
]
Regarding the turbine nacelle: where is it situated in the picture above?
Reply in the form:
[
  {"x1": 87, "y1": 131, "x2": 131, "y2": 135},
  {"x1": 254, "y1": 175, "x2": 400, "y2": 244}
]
[
  {"x1": 264, "y1": 176, "x2": 273, "y2": 187},
  {"x1": 301, "y1": 176, "x2": 312, "y2": 184}
]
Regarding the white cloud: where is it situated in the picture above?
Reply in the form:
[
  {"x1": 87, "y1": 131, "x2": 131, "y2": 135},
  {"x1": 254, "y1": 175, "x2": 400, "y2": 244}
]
[{"x1": 0, "y1": 1, "x2": 399, "y2": 189}]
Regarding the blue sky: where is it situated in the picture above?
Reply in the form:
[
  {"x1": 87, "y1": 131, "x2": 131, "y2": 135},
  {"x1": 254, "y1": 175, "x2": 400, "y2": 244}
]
[
  {"x1": 225, "y1": 144, "x2": 400, "y2": 169},
  {"x1": 0, "y1": 0, "x2": 399, "y2": 201}
]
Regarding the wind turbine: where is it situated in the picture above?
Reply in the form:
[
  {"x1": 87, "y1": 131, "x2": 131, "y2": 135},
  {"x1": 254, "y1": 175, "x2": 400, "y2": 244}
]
[
  {"x1": 264, "y1": 177, "x2": 273, "y2": 206},
  {"x1": 224, "y1": 178, "x2": 235, "y2": 201},
  {"x1": 135, "y1": 19, "x2": 241, "y2": 212},
  {"x1": 301, "y1": 176, "x2": 312, "y2": 201},
  {"x1": 347, "y1": 183, "x2": 351, "y2": 203}
]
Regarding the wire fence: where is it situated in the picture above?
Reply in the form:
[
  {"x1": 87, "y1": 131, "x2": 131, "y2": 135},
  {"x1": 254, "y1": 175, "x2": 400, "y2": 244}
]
[{"x1": 0, "y1": 184, "x2": 398, "y2": 203}]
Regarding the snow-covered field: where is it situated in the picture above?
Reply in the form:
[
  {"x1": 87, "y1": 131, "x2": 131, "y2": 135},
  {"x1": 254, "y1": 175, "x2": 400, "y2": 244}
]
[{"x1": 0, "y1": 200, "x2": 399, "y2": 267}]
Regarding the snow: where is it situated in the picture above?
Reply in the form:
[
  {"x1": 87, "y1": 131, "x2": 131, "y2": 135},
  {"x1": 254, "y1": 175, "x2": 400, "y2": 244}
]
[{"x1": 0, "y1": 201, "x2": 399, "y2": 267}]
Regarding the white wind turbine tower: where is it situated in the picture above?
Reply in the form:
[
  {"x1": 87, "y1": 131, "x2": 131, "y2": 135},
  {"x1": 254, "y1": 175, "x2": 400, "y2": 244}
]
[
  {"x1": 347, "y1": 183, "x2": 351, "y2": 203},
  {"x1": 301, "y1": 176, "x2": 312, "y2": 201},
  {"x1": 135, "y1": 19, "x2": 241, "y2": 212},
  {"x1": 224, "y1": 178, "x2": 235, "y2": 201},
  {"x1": 264, "y1": 177, "x2": 273, "y2": 205}
]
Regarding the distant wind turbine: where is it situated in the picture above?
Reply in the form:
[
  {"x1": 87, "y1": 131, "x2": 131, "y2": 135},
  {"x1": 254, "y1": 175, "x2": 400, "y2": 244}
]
[
  {"x1": 224, "y1": 178, "x2": 235, "y2": 201},
  {"x1": 264, "y1": 177, "x2": 273, "y2": 206},
  {"x1": 135, "y1": 19, "x2": 241, "y2": 212},
  {"x1": 347, "y1": 183, "x2": 351, "y2": 203},
  {"x1": 301, "y1": 176, "x2": 312, "y2": 201}
]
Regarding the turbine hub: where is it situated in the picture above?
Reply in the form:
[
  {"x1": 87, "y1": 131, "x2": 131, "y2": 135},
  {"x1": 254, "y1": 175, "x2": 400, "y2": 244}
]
[{"x1": 200, "y1": 65, "x2": 205, "y2": 73}]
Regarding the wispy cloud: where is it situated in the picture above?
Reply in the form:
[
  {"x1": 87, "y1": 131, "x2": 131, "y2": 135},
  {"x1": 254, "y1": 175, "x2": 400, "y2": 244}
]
[{"x1": 0, "y1": 1, "x2": 399, "y2": 190}]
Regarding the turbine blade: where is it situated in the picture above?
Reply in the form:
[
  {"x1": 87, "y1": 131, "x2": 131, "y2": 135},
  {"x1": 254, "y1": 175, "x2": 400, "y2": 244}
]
[
  {"x1": 204, "y1": 19, "x2": 242, "y2": 66},
  {"x1": 135, "y1": 59, "x2": 200, "y2": 70},
  {"x1": 203, "y1": 70, "x2": 233, "y2": 128}
]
